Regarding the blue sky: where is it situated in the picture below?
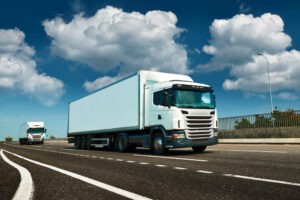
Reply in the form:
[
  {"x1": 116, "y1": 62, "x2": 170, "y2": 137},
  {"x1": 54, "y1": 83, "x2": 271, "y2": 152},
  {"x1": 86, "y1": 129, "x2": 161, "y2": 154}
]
[{"x1": 1, "y1": 0, "x2": 300, "y2": 140}]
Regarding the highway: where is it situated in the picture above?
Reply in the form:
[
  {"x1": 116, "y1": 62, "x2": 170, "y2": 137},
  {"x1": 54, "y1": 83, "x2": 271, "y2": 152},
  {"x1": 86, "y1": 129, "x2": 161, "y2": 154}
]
[{"x1": 1, "y1": 142, "x2": 299, "y2": 200}]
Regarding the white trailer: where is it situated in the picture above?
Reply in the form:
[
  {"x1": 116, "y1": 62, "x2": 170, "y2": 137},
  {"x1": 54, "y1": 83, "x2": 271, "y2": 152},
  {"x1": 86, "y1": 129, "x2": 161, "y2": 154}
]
[
  {"x1": 68, "y1": 70, "x2": 218, "y2": 154},
  {"x1": 19, "y1": 122, "x2": 46, "y2": 145}
]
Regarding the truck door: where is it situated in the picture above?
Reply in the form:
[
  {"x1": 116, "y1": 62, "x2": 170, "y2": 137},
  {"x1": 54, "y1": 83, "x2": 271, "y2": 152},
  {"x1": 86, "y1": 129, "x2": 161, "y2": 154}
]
[{"x1": 149, "y1": 90, "x2": 170, "y2": 128}]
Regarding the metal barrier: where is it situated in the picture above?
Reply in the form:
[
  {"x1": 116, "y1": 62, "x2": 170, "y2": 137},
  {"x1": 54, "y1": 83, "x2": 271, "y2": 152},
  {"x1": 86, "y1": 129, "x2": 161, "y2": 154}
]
[{"x1": 219, "y1": 110, "x2": 300, "y2": 131}]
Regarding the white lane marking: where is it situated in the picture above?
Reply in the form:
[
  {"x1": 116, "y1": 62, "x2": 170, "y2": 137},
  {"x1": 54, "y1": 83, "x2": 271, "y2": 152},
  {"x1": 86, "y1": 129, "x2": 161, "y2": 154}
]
[
  {"x1": 139, "y1": 162, "x2": 149, "y2": 165},
  {"x1": 116, "y1": 159, "x2": 124, "y2": 162},
  {"x1": 209, "y1": 149, "x2": 287, "y2": 154},
  {"x1": 1, "y1": 149, "x2": 34, "y2": 200},
  {"x1": 223, "y1": 174, "x2": 300, "y2": 187},
  {"x1": 196, "y1": 170, "x2": 213, "y2": 174},
  {"x1": 126, "y1": 160, "x2": 135, "y2": 163},
  {"x1": 3, "y1": 150, "x2": 152, "y2": 200},
  {"x1": 173, "y1": 167, "x2": 187, "y2": 170},
  {"x1": 155, "y1": 164, "x2": 167, "y2": 168},
  {"x1": 134, "y1": 154, "x2": 208, "y2": 162}
]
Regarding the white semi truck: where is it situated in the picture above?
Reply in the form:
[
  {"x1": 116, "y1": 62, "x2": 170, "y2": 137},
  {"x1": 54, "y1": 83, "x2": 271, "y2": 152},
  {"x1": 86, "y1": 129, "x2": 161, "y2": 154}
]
[
  {"x1": 19, "y1": 122, "x2": 46, "y2": 145},
  {"x1": 68, "y1": 70, "x2": 218, "y2": 154}
]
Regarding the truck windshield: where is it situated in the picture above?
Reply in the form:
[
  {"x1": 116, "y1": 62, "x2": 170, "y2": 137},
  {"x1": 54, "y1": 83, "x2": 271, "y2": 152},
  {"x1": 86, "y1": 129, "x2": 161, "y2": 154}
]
[
  {"x1": 27, "y1": 128, "x2": 45, "y2": 133},
  {"x1": 174, "y1": 89, "x2": 215, "y2": 109}
]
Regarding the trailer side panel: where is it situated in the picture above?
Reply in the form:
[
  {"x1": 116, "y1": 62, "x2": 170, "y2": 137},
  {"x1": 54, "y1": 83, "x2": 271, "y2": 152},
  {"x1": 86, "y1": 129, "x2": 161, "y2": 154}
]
[{"x1": 68, "y1": 74, "x2": 140, "y2": 135}]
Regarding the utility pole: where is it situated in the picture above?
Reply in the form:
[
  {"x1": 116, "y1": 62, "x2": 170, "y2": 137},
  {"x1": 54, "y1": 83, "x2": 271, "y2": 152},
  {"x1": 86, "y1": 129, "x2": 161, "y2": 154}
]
[{"x1": 258, "y1": 53, "x2": 273, "y2": 114}]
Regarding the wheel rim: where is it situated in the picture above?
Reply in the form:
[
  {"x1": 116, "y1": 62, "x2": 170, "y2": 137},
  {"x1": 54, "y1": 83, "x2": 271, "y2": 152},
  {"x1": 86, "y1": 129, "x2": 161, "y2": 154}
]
[
  {"x1": 118, "y1": 137, "x2": 124, "y2": 151},
  {"x1": 154, "y1": 136, "x2": 163, "y2": 151}
]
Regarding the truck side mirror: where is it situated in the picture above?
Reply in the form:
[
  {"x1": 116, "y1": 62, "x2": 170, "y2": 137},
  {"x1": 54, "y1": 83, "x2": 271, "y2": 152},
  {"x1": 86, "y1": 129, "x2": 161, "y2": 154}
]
[
  {"x1": 44, "y1": 129, "x2": 47, "y2": 133},
  {"x1": 213, "y1": 95, "x2": 216, "y2": 106}
]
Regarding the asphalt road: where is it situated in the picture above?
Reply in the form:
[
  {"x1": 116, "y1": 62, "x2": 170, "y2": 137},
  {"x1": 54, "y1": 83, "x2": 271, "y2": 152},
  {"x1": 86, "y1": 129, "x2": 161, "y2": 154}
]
[{"x1": 0, "y1": 142, "x2": 299, "y2": 200}]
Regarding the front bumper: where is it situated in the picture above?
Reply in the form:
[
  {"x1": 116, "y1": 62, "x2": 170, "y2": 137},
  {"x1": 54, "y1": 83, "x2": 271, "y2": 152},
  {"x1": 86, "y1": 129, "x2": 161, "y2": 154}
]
[{"x1": 164, "y1": 130, "x2": 218, "y2": 148}]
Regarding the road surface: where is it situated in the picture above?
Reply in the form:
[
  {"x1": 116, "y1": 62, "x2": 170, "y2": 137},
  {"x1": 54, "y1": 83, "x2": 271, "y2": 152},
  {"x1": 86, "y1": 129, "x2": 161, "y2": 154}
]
[{"x1": 0, "y1": 142, "x2": 299, "y2": 199}]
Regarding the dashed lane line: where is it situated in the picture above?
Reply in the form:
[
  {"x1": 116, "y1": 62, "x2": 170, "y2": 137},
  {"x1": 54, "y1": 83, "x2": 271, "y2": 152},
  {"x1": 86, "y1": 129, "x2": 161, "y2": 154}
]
[
  {"x1": 155, "y1": 164, "x2": 167, "y2": 168},
  {"x1": 2, "y1": 149, "x2": 152, "y2": 200},
  {"x1": 134, "y1": 154, "x2": 208, "y2": 162},
  {"x1": 6, "y1": 143, "x2": 300, "y2": 187},
  {"x1": 1, "y1": 149, "x2": 34, "y2": 200},
  {"x1": 196, "y1": 170, "x2": 213, "y2": 174},
  {"x1": 173, "y1": 167, "x2": 187, "y2": 170}
]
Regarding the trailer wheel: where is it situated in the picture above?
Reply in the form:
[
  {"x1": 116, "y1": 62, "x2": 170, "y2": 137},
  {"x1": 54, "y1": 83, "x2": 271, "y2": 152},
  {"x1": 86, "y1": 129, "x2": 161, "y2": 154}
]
[
  {"x1": 75, "y1": 136, "x2": 80, "y2": 148},
  {"x1": 115, "y1": 133, "x2": 128, "y2": 152},
  {"x1": 152, "y1": 132, "x2": 167, "y2": 155},
  {"x1": 79, "y1": 136, "x2": 86, "y2": 150},
  {"x1": 192, "y1": 146, "x2": 207, "y2": 153},
  {"x1": 85, "y1": 135, "x2": 92, "y2": 150}
]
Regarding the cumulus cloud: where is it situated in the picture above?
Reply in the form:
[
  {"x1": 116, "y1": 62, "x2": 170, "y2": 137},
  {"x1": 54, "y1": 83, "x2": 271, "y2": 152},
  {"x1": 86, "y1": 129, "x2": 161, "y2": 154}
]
[
  {"x1": 199, "y1": 13, "x2": 300, "y2": 99},
  {"x1": 43, "y1": 6, "x2": 188, "y2": 92},
  {"x1": 83, "y1": 75, "x2": 123, "y2": 92},
  {"x1": 0, "y1": 28, "x2": 64, "y2": 106}
]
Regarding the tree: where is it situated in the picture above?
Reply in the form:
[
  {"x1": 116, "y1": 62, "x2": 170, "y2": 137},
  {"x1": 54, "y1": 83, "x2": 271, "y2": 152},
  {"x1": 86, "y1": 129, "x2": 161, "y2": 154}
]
[
  {"x1": 235, "y1": 118, "x2": 253, "y2": 129},
  {"x1": 254, "y1": 115, "x2": 272, "y2": 128},
  {"x1": 5, "y1": 137, "x2": 13, "y2": 142},
  {"x1": 273, "y1": 109, "x2": 300, "y2": 127},
  {"x1": 50, "y1": 135, "x2": 57, "y2": 140}
]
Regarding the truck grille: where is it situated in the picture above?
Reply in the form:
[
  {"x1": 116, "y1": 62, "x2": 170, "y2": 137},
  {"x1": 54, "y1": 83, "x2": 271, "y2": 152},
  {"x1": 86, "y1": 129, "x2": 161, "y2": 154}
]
[
  {"x1": 184, "y1": 115, "x2": 213, "y2": 140},
  {"x1": 32, "y1": 134, "x2": 42, "y2": 140}
]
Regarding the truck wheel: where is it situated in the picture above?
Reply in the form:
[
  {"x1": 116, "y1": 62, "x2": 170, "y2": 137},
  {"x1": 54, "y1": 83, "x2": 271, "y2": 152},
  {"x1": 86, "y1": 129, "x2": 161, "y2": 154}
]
[
  {"x1": 75, "y1": 136, "x2": 80, "y2": 148},
  {"x1": 192, "y1": 146, "x2": 207, "y2": 153},
  {"x1": 80, "y1": 136, "x2": 86, "y2": 150},
  {"x1": 152, "y1": 132, "x2": 167, "y2": 155},
  {"x1": 115, "y1": 133, "x2": 128, "y2": 152},
  {"x1": 85, "y1": 135, "x2": 92, "y2": 150}
]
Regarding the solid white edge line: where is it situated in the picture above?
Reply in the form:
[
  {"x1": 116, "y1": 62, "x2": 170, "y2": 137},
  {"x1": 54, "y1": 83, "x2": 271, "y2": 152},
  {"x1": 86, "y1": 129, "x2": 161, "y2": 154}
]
[
  {"x1": 223, "y1": 174, "x2": 300, "y2": 187},
  {"x1": 1, "y1": 149, "x2": 34, "y2": 200},
  {"x1": 134, "y1": 154, "x2": 208, "y2": 162},
  {"x1": 209, "y1": 149, "x2": 287, "y2": 154},
  {"x1": 3, "y1": 149, "x2": 152, "y2": 200}
]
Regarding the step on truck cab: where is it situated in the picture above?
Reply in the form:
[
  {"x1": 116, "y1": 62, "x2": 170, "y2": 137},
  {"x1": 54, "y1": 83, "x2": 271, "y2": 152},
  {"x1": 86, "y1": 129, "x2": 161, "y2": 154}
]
[
  {"x1": 68, "y1": 70, "x2": 218, "y2": 154},
  {"x1": 19, "y1": 122, "x2": 46, "y2": 145}
]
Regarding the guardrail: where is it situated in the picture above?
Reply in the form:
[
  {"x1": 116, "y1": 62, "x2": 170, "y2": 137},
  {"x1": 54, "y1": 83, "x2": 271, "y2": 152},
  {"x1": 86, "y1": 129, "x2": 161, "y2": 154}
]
[{"x1": 219, "y1": 110, "x2": 300, "y2": 131}]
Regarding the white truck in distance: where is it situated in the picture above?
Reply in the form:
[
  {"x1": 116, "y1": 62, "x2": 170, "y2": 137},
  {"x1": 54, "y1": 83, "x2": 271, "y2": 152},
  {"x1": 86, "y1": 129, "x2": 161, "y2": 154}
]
[
  {"x1": 19, "y1": 122, "x2": 46, "y2": 145},
  {"x1": 68, "y1": 70, "x2": 218, "y2": 154}
]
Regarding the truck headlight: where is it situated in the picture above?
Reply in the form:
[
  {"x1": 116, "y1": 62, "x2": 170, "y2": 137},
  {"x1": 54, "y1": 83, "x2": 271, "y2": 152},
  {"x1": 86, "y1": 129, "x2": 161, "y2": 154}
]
[{"x1": 173, "y1": 133, "x2": 185, "y2": 139}]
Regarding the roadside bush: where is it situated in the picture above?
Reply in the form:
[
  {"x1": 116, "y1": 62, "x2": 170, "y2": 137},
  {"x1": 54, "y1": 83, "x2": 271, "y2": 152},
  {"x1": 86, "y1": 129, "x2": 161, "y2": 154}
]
[{"x1": 5, "y1": 137, "x2": 13, "y2": 142}]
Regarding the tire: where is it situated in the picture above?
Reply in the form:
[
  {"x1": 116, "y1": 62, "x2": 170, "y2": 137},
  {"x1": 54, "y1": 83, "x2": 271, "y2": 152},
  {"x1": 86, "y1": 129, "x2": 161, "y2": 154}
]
[
  {"x1": 79, "y1": 136, "x2": 86, "y2": 150},
  {"x1": 152, "y1": 132, "x2": 167, "y2": 155},
  {"x1": 192, "y1": 146, "x2": 207, "y2": 153},
  {"x1": 75, "y1": 136, "x2": 80, "y2": 148},
  {"x1": 85, "y1": 135, "x2": 92, "y2": 150},
  {"x1": 115, "y1": 133, "x2": 129, "y2": 152}
]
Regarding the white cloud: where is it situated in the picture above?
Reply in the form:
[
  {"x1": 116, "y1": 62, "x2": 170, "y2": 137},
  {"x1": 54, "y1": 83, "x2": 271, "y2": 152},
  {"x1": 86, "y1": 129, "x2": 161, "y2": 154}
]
[
  {"x1": 43, "y1": 6, "x2": 188, "y2": 92},
  {"x1": 83, "y1": 75, "x2": 123, "y2": 92},
  {"x1": 277, "y1": 92, "x2": 298, "y2": 100},
  {"x1": 199, "y1": 13, "x2": 300, "y2": 98},
  {"x1": 0, "y1": 28, "x2": 64, "y2": 106}
]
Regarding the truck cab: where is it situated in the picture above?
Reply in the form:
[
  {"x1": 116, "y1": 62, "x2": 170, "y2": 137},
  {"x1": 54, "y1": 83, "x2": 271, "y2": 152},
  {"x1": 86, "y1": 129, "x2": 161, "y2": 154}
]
[
  {"x1": 145, "y1": 80, "x2": 218, "y2": 153},
  {"x1": 19, "y1": 122, "x2": 46, "y2": 145}
]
